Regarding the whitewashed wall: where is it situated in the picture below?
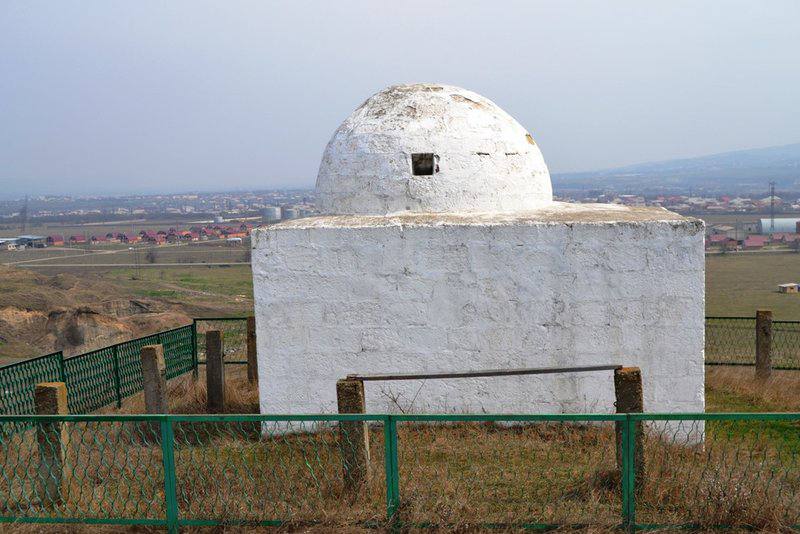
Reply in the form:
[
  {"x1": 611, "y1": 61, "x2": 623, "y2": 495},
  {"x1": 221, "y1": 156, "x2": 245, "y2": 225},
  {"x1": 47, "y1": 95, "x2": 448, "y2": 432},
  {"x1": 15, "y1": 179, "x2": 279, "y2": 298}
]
[{"x1": 252, "y1": 212, "x2": 705, "y2": 415}]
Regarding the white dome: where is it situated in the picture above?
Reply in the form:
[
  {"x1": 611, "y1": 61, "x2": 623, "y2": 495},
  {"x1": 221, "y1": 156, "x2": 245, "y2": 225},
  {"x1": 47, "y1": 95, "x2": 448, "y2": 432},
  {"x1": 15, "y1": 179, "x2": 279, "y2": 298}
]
[{"x1": 315, "y1": 83, "x2": 553, "y2": 215}]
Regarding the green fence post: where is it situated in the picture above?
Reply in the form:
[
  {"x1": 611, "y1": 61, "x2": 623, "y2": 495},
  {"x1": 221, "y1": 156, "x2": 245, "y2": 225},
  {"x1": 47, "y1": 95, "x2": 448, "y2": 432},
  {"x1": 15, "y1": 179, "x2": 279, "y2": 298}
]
[
  {"x1": 620, "y1": 415, "x2": 636, "y2": 533},
  {"x1": 191, "y1": 320, "x2": 199, "y2": 379},
  {"x1": 383, "y1": 415, "x2": 400, "y2": 524},
  {"x1": 112, "y1": 345, "x2": 122, "y2": 408},
  {"x1": 160, "y1": 417, "x2": 179, "y2": 534},
  {"x1": 57, "y1": 351, "x2": 66, "y2": 383}
]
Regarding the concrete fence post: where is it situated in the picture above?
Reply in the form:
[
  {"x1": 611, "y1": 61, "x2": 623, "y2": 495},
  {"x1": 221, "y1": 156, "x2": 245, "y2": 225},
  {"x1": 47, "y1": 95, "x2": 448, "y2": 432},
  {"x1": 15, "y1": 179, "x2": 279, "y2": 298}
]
[
  {"x1": 34, "y1": 382, "x2": 69, "y2": 507},
  {"x1": 246, "y1": 316, "x2": 258, "y2": 383},
  {"x1": 336, "y1": 378, "x2": 370, "y2": 494},
  {"x1": 206, "y1": 330, "x2": 225, "y2": 413},
  {"x1": 141, "y1": 345, "x2": 168, "y2": 414},
  {"x1": 614, "y1": 367, "x2": 644, "y2": 488},
  {"x1": 756, "y1": 309, "x2": 773, "y2": 379}
]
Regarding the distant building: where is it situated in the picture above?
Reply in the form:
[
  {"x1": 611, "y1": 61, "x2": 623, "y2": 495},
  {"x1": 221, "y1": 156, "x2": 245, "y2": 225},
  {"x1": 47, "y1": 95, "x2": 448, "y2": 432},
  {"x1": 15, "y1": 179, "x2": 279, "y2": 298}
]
[
  {"x1": 778, "y1": 283, "x2": 799, "y2": 293},
  {"x1": 46, "y1": 235, "x2": 64, "y2": 246},
  {"x1": 0, "y1": 238, "x2": 18, "y2": 250},
  {"x1": 17, "y1": 235, "x2": 47, "y2": 248},
  {"x1": 770, "y1": 232, "x2": 800, "y2": 244},
  {"x1": 759, "y1": 218, "x2": 800, "y2": 234},
  {"x1": 706, "y1": 234, "x2": 736, "y2": 249},
  {"x1": 262, "y1": 206, "x2": 281, "y2": 224},
  {"x1": 743, "y1": 235, "x2": 769, "y2": 250}
]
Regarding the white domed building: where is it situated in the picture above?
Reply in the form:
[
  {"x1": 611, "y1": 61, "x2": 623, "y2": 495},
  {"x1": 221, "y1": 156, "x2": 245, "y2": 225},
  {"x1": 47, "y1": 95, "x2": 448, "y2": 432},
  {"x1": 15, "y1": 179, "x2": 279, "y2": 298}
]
[
  {"x1": 316, "y1": 84, "x2": 552, "y2": 215},
  {"x1": 252, "y1": 84, "x2": 705, "y2": 416}
]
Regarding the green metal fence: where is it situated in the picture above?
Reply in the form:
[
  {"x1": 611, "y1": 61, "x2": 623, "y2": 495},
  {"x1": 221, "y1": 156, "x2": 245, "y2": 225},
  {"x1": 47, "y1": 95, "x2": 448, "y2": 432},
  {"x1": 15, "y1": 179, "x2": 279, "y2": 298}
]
[
  {"x1": 0, "y1": 326, "x2": 194, "y2": 429},
  {"x1": 0, "y1": 317, "x2": 256, "y2": 426},
  {"x1": 706, "y1": 316, "x2": 800, "y2": 369},
  {"x1": 0, "y1": 412, "x2": 798, "y2": 532}
]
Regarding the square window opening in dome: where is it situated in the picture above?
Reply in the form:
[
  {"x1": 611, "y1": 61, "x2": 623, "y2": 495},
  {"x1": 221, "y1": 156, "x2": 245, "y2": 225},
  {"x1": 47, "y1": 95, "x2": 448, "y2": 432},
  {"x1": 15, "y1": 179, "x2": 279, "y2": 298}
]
[{"x1": 411, "y1": 153, "x2": 438, "y2": 176}]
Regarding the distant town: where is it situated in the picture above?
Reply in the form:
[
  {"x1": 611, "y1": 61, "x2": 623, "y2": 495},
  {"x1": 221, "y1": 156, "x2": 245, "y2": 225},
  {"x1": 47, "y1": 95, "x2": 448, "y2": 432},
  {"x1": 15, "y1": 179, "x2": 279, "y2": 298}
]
[{"x1": 2, "y1": 187, "x2": 800, "y2": 253}]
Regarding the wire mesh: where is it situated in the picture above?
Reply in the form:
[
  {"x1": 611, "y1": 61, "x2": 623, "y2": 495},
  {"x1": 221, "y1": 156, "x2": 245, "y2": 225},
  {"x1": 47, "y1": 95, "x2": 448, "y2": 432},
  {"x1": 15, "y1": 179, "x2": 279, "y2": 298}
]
[
  {"x1": 0, "y1": 414, "x2": 798, "y2": 530},
  {"x1": 705, "y1": 317, "x2": 755, "y2": 365},
  {"x1": 172, "y1": 418, "x2": 386, "y2": 525},
  {"x1": 159, "y1": 327, "x2": 195, "y2": 379},
  {"x1": 0, "y1": 419, "x2": 166, "y2": 522},
  {"x1": 64, "y1": 347, "x2": 117, "y2": 413},
  {"x1": 0, "y1": 325, "x2": 195, "y2": 423},
  {"x1": 195, "y1": 318, "x2": 248, "y2": 364},
  {"x1": 0, "y1": 353, "x2": 62, "y2": 435},
  {"x1": 705, "y1": 317, "x2": 800, "y2": 369},
  {"x1": 772, "y1": 321, "x2": 800, "y2": 369},
  {"x1": 637, "y1": 416, "x2": 800, "y2": 529}
]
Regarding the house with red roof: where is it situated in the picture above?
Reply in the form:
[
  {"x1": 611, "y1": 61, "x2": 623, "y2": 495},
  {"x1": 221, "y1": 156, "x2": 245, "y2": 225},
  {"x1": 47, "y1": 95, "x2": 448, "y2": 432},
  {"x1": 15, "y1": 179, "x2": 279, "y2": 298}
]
[
  {"x1": 121, "y1": 233, "x2": 140, "y2": 244},
  {"x1": 743, "y1": 235, "x2": 769, "y2": 250},
  {"x1": 771, "y1": 233, "x2": 800, "y2": 244},
  {"x1": 706, "y1": 234, "x2": 736, "y2": 249}
]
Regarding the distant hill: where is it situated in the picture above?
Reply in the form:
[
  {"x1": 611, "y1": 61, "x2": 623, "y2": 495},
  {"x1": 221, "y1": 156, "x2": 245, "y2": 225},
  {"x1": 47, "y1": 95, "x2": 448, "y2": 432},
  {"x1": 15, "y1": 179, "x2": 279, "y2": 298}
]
[{"x1": 553, "y1": 143, "x2": 800, "y2": 195}]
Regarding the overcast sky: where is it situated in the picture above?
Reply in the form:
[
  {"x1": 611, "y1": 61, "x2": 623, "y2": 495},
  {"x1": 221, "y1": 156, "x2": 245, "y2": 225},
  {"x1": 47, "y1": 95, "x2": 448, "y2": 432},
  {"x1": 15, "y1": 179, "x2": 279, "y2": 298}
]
[{"x1": 1, "y1": 1, "x2": 799, "y2": 199}]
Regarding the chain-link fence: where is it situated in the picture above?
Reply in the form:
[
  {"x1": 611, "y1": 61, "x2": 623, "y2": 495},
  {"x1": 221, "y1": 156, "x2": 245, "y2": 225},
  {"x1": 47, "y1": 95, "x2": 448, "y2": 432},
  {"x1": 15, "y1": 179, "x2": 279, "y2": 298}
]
[
  {"x1": 194, "y1": 317, "x2": 249, "y2": 365},
  {"x1": 1, "y1": 413, "x2": 798, "y2": 531},
  {"x1": 705, "y1": 316, "x2": 800, "y2": 369},
  {"x1": 0, "y1": 325, "x2": 194, "y2": 430}
]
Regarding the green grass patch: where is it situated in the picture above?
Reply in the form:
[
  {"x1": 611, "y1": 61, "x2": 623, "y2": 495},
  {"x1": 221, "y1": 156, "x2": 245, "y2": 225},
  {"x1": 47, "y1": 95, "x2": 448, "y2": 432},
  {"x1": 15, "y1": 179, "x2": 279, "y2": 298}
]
[
  {"x1": 706, "y1": 387, "x2": 800, "y2": 453},
  {"x1": 135, "y1": 289, "x2": 181, "y2": 298}
]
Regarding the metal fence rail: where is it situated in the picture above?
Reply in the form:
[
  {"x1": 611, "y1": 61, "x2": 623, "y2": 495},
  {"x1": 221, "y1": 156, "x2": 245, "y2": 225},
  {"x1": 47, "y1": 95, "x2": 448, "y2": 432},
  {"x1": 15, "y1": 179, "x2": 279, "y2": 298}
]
[{"x1": 0, "y1": 412, "x2": 798, "y2": 532}]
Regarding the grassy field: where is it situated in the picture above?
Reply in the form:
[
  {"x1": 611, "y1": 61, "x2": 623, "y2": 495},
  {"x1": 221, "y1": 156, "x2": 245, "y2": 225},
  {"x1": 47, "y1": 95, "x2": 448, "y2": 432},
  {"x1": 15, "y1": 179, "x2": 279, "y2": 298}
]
[
  {"x1": 706, "y1": 251, "x2": 800, "y2": 318},
  {"x1": 0, "y1": 218, "x2": 208, "y2": 239},
  {"x1": 1, "y1": 240, "x2": 250, "y2": 268}
]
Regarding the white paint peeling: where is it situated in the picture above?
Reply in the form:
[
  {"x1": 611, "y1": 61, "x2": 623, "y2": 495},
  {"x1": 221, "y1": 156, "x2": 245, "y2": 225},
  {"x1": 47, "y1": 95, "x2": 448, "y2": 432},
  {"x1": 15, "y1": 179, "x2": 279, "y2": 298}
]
[
  {"x1": 253, "y1": 207, "x2": 705, "y2": 416},
  {"x1": 316, "y1": 84, "x2": 553, "y2": 215}
]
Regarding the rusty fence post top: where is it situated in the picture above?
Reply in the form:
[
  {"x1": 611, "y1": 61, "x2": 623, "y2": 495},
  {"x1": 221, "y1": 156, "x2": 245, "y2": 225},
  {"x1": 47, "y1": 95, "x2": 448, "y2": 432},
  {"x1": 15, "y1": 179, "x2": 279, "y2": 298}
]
[{"x1": 36, "y1": 382, "x2": 67, "y2": 390}]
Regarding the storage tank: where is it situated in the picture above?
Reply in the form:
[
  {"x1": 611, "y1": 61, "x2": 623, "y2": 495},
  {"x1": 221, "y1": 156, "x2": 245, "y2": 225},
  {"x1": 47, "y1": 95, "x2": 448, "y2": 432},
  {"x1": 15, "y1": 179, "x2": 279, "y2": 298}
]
[
  {"x1": 261, "y1": 206, "x2": 282, "y2": 224},
  {"x1": 281, "y1": 208, "x2": 299, "y2": 220}
]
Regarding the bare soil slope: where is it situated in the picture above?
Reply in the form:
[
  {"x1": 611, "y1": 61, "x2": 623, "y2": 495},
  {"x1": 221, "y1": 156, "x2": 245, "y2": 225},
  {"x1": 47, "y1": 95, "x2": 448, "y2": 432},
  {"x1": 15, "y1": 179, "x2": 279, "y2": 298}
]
[{"x1": 0, "y1": 266, "x2": 195, "y2": 362}]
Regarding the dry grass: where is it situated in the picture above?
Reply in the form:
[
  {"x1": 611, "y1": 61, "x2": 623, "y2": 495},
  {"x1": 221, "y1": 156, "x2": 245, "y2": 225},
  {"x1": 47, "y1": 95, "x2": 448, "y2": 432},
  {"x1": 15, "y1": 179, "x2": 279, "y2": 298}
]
[
  {"x1": 706, "y1": 366, "x2": 800, "y2": 412},
  {"x1": 96, "y1": 365, "x2": 260, "y2": 416}
]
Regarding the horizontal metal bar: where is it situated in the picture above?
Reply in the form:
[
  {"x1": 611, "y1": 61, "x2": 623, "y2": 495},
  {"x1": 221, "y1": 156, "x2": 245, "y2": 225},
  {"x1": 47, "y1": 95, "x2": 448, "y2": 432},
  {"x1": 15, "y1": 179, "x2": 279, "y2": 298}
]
[
  {"x1": 0, "y1": 413, "x2": 387, "y2": 423},
  {"x1": 180, "y1": 519, "x2": 294, "y2": 527},
  {"x1": 0, "y1": 351, "x2": 61, "y2": 371},
  {"x1": 195, "y1": 317, "x2": 249, "y2": 321},
  {"x1": 628, "y1": 412, "x2": 800, "y2": 421},
  {"x1": 3, "y1": 412, "x2": 798, "y2": 424},
  {"x1": 197, "y1": 360, "x2": 249, "y2": 365},
  {"x1": 0, "y1": 516, "x2": 166, "y2": 526},
  {"x1": 392, "y1": 413, "x2": 626, "y2": 422},
  {"x1": 705, "y1": 362, "x2": 800, "y2": 370},
  {"x1": 348, "y1": 364, "x2": 622, "y2": 381}
]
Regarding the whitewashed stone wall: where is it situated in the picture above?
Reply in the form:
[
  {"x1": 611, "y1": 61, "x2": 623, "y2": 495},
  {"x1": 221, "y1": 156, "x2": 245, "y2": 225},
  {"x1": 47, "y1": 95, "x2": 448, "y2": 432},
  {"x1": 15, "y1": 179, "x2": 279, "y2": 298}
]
[{"x1": 252, "y1": 208, "x2": 705, "y2": 416}]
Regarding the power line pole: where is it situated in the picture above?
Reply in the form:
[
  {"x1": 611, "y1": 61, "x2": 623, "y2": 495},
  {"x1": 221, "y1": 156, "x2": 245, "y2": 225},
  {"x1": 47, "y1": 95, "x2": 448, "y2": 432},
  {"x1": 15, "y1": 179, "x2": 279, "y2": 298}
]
[
  {"x1": 20, "y1": 195, "x2": 28, "y2": 234},
  {"x1": 769, "y1": 181, "x2": 776, "y2": 233}
]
